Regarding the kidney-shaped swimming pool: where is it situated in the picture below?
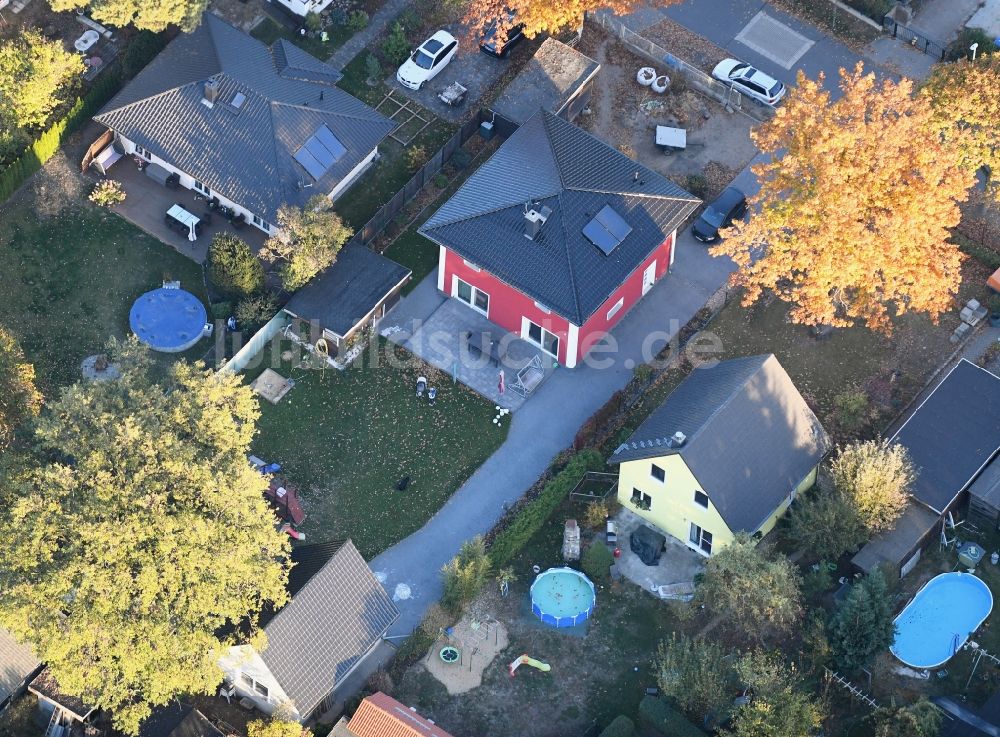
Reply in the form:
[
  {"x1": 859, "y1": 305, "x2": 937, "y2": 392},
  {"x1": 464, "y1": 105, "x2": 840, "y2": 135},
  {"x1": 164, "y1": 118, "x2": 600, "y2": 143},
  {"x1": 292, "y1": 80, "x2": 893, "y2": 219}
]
[{"x1": 891, "y1": 572, "x2": 993, "y2": 669}]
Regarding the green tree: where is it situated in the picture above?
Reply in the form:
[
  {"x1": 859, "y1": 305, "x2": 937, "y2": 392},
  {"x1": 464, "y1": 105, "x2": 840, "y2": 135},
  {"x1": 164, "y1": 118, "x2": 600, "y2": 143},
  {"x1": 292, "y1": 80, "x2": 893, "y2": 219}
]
[
  {"x1": 728, "y1": 651, "x2": 825, "y2": 737},
  {"x1": 870, "y1": 699, "x2": 941, "y2": 737},
  {"x1": 655, "y1": 633, "x2": 734, "y2": 724},
  {"x1": 382, "y1": 22, "x2": 411, "y2": 67},
  {"x1": 261, "y1": 195, "x2": 352, "y2": 290},
  {"x1": 247, "y1": 718, "x2": 308, "y2": 737},
  {"x1": 441, "y1": 536, "x2": 491, "y2": 613},
  {"x1": 695, "y1": 534, "x2": 802, "y2": 642},
  {"x1": 831, "y1": 439, "x2": 915, "y2": 533},
  {"x1": 0, "y1": 327, "x2": 42, "y2": 451},
  {"x1": 581, "y1": 540, "x2": 614, "y2": 582},
  {"x1": 0, "y1": 339, "x2": 290, "y2": 735},
  {"x1": 208, "y1": 232, "x2": 265, "y2": 298},
  {"x1": 235, "y1": 293, "x2": 279, "y2": 332},
  {"x1": 787, "y1": 487, "x2": 867, "y2": 561},
  {"x1": 48, "y1": 0, "x2": 207, "y2": 32},
  {"x1": 0, "y1": 30, "x2": 82, "y2": 128},
  {"x1": 829, "y1": 569, "x2": 895, "y2": 671}
]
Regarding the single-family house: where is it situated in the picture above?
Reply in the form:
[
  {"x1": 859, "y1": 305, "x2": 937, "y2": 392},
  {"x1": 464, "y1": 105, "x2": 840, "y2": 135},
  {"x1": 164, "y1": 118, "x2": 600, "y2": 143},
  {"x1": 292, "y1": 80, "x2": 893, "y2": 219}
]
[
  {"x1": 273, "y1": 0, "x2": 333, "y2": 17},
  {"x1": 93, "y1": 13, "x2": 395, "y2": 235},
  {"x1": 331, "y1": 692, "x2": 455, "y2": 737},
  {"x1": 283, "y1": 244, "x2": 411, "y2": 358},
  {"x1": 490, "y1": 38, "x2": 601, "y2": 127},
  {"x1": 418, "y1": 109, "x2": 700, "y2": 368},
  {"x1": 218, "y1": 540, "x2": 397, "y2": 722},
  {"x1": 609, "y1": 354, "x2": 830, "y2": 556},
  {"x1": 0, "y1": 628, "x2": 41, "y2": 712},
  {"x1": 853, "y1": 359, "x2": 1000, "y2": 577}
]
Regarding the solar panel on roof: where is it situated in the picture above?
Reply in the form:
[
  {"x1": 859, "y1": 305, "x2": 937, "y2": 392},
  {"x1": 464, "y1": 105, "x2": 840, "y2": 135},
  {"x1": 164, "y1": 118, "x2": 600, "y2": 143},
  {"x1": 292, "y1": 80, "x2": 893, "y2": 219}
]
[
  {"x1": 294, "y1": 125, "x2": 347, "y2": 180},
  {"x1": 294, "y1": 146, "x2": 327, "y2": 180},
  {"x1": 583, "y1": 205, "x2": 633, "y2": 255},
  {"x1": 595, "y1": 204, "x2": 633, "y2": 242}
]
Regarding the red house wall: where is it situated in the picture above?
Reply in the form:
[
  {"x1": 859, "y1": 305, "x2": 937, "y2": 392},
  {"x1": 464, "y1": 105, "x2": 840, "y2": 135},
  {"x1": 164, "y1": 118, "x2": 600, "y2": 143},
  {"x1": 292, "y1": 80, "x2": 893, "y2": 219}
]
[
  {"x1": 442, "y1": 249, "x2": 572, "y2": 365},
  {"x1": 439, "y1": 231, "x2": 674, "y2": 367},
  {"x1": 578, "y1": 232, "x2": 675, "y2": 357}
]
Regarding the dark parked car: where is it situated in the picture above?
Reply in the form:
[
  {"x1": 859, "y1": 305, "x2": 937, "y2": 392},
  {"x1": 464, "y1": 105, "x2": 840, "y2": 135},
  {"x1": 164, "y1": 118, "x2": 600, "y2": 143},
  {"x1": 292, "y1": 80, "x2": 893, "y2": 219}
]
[
  {"x1": 479, "y1": 13, "x2": 524, "y2": 58},
  {"x1": 692, "y1": 186, "x2": 747, "y2": 243}
]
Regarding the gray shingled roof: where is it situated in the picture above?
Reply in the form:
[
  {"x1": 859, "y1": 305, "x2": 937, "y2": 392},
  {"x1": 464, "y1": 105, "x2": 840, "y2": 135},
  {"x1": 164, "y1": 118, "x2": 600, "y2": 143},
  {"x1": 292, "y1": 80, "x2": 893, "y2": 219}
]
[
  {"x1": 491, "y1": 38, "x2": 600, "y2": 126},
  {"x1": 0, "y1": 628, "x2": 40, "y2": 707},
  {"x1": 283, "y1": 244, "x2": 410, "y2": 337},
  {"x1": 261, "y1": 540, "x2": 398, "y2": 717},
  {"x1": 418, "y1": 110, "x2": 700, "y2": 325},
  {"x1": 610, "y1": 355, "x2": 831, "y2": 533},
  {"x1": 94, "y1": 13, "x2": 394, "y2": 222},
  {"x1": 891, "y1": 359, "x2": 1000, "y2": 513}
]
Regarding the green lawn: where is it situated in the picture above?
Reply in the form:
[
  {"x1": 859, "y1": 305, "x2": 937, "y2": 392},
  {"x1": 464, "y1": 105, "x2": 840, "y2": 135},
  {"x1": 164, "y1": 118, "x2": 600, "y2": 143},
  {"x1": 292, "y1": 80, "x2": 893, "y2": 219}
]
[
  {"x1": 250, "y1": 17, "x2": 350, "y2": 61},
  {"x1": 0, "y1": 205, "x2": 207, "y2": 393},
  {"x1": 382, "y1": 229, "x2": 439, "y2": 293},
  {"x1": 245, "y1": 340, "x2": 507, "y2": 558}
]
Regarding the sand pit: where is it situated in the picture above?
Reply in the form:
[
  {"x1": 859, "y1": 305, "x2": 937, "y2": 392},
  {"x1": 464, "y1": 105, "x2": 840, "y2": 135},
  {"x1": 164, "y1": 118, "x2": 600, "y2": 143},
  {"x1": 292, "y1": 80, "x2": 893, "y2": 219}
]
[
  {"x1": 251, "y1": 369, "x2": 294, "y2": 404},
  {"x1": 425, "y1": 614, "x2": 509, "y2": 694}
]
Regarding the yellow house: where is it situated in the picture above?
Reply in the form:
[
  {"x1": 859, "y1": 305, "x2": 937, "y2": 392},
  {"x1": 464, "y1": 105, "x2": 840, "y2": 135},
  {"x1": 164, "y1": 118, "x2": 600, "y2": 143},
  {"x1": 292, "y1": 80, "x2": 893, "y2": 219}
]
[{"x1": 609, "y1": 354, "x2": 830, "y2": 556}]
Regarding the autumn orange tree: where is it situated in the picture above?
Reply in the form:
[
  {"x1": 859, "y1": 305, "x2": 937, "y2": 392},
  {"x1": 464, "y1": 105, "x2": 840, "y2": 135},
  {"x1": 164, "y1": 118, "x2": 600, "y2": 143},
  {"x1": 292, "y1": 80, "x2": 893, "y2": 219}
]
[
  {"x1": 459, "y1": 0, "x2": 674, "y2": 43},
  {"x1": 712, "y1": 63, "x2": 974, "y2": 331},
  {"x1": 921, "y1": 54, "x2": 1000, "y2": 198}
]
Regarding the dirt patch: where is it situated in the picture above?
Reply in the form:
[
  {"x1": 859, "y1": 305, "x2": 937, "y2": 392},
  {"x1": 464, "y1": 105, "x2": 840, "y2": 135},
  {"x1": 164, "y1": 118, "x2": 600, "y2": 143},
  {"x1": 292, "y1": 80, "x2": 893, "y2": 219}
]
[
  {"x1": 576, "y1": 23, "x2": 758, "y2": 197},
  {"x1": 642, "y1": 17, "x2": 731, "y2": 72},
  {"x1": 423, "y1": 609, "x2": 510, "y2": 695},
  {"x1": 212, "y1": 0, "x2": 268, "y2": 31}
]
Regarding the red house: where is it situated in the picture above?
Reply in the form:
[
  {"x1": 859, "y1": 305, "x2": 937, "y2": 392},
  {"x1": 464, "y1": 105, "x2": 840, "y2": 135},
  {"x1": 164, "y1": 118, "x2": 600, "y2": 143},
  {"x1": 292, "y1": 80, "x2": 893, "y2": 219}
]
[{"x1": 419, "y1": 110, "x2": 699, "y2": 368}]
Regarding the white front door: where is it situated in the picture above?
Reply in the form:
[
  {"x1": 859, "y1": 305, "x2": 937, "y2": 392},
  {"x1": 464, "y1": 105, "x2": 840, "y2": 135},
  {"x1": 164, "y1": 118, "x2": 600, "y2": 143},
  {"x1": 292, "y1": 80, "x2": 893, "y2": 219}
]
[{"x1": 642, "y1": 261, "x2": 656, "y2": 295}]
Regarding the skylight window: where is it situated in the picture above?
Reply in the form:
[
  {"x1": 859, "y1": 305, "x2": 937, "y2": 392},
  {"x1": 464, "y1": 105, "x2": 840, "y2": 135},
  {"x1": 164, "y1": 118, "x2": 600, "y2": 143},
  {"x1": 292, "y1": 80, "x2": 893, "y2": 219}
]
[
  {"x1": 583, "y1": 204, "x2": 633, "y2": 255},
  {"x1": 231, "y1": 92, "x2": 246, "y2": 109},
  {"x1": 293, "y1": 124, "x2": 348, "y2": 180}
]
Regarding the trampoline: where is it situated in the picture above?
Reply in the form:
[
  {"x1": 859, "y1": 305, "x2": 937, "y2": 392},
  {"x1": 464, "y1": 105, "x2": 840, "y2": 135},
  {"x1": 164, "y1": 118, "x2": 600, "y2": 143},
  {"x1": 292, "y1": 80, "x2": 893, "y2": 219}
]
[
  {"x1": 530, "y1": 567, "x2": 596, "y2": 628},
  {"x1": 129, "y1": 287, "x2": 207, "y2": 353}
]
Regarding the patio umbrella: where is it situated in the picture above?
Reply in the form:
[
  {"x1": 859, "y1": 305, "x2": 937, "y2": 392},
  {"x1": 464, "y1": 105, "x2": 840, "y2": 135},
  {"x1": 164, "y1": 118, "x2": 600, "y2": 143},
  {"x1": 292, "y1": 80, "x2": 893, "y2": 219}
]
[{"x1": 498, "y1": 369, "x2": 505, "y2": 395}]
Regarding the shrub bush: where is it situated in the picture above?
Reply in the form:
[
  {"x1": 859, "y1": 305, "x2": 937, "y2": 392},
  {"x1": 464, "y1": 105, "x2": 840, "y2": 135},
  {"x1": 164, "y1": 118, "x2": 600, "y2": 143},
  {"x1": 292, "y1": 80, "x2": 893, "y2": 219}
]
[
  {"x1": 638, "y1": 696, "x2": 707, "y2": 737},
  {"x1": 364, "y1": 53, "x2": 381, "y2": 83},
  {"x1": 382, "y1": 23, "x2": 411, "y2": 67},
  {"x1": 685, "y1": 174, "x2": 710, "y2": 199},
  {"x1": 89, "y1": 179, "x2": 125, "y2": 206},
  {"x1": 347, "y1": 10, "x2": 369, "y2": 32},
  {"x1": 598, "y1": 716, "x2": 635, "y2": 737},
  {"x1": 488, "y1": 450, "x2": 604, "y2": 565},
  {"x1": 235, "y1": 293, "x2": 279, "y2": 332},
  {"x1": 449, "y1": 148, "x2": 471, "y2": 170},
  {"x1": 433, "y1": 173, "x2": 449, "y2": 188},
  {"x1": 583, "y1": 500, "x2": 610, "y2": 529},
  {"x1": 406, "y1": 145, "x2": 428, "y2": 171},
  {"x1": 834, "y1": 388, "x2": 870, "y2": 432},
  {"x1": 304, "y1": 11, "x2": 323, "y2": 32},
  {"x1": 946, "y1": 28, "x2": 997, "y2": 61},
  {"x1": 208, "y1": 233, "x2": 265, "y2": 298},
  {"x1": 441, "y1": 536, "x2": 491, "y2": 613},
  {"x1": 210, "y1": 301, "x2": 234, "y2": 320},
  {"x1": 581, "y1": 541, "x2": 614, "y2": 582},
  {"x1": 397, "y1": 8, "x2": 420, "y2": 32}
]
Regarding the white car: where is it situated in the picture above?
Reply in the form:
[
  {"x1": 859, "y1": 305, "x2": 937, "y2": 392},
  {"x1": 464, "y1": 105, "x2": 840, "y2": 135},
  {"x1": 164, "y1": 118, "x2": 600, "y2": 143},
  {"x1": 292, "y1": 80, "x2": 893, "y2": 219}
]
[
  {"x1": 711, "y1": 59, "x2": 786, "y2": 106},
  {"x1": 396, "y1": 30, "x2": 459, "y2": 90}
]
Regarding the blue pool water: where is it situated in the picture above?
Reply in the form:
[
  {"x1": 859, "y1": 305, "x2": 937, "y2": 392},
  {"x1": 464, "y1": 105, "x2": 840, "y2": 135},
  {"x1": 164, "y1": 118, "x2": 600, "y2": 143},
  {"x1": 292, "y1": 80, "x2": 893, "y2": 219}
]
[
  {"x1": 530, "y1": 568, "x2": 596, "y2": 628},
  {"x1": 891, "y1": 572, "x2": 993, "y2": 669}
]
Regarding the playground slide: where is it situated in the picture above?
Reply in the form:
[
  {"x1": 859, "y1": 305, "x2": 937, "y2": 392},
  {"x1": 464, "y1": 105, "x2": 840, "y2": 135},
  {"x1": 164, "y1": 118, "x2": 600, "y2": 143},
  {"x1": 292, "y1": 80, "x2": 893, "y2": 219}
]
[{"x1": 509, "y1": 654, "x2": 551, "y2": 677}]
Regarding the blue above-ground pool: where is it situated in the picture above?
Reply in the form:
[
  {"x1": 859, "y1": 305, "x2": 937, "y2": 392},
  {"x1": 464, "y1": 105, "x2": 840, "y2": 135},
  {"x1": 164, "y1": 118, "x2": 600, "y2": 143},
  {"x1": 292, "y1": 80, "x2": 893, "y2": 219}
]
[
  {"x1": 891, "y1": 572, "x2": 993, "y2": 669},
  {"x1": 129, "y1": 288, "x2": 207, "y2": 353},
  {"x1": 530, "y1": 567, "x2": 596, "y2": 628}
]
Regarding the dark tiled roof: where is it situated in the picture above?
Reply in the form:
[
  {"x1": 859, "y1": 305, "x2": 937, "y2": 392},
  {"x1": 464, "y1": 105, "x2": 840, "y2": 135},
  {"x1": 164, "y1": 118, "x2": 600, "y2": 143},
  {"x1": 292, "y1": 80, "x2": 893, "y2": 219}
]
[
  {"x1": 891, "y1": 359, "x2": 1000, "y2": 513},
  {"x1": 610, "y1": 355, "x2": 831, "y2": 533},
  {"x1": 94, "y1": 13, "x2": 393, "y2": 222},
  {"x1": 283, "y1": 244, "x2": 410, "y2": 337},
  {"x1": 139, "y1": 704, "x2": 222, "y2": 737},
  {"x1": 491, "y1": 38, "x2": 600, "y2": 125},
  {"x1": 0, "y1": 628, "x2": 40, "y2": 706},
  {"x1": 419, "y1": 110, "x2": 700, "y2": 325},
  {"x1": 260, "y1": 540, "x2": 398, "y2": 717}
]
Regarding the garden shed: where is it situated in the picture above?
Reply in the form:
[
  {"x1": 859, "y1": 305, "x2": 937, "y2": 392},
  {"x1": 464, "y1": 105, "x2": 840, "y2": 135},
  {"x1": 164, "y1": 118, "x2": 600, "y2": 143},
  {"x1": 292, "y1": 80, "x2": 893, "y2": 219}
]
[{"x1": 490, "y1": 38, "x2": 601, "y2": 127}]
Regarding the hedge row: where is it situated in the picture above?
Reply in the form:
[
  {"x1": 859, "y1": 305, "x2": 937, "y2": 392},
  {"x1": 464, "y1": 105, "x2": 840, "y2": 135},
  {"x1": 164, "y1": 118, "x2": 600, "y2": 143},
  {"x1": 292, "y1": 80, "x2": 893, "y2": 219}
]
[
  {"x1": 953, "y1": 234, "x2": 1000, "y2": 271},
  {"x1": 638, "y1": 696, "x2": 707, "y2": 737},
  {"x1": 0, "y1": 30, "x2": 167, "y2": 203},
  {"x1": 487, "y1": 449, "x2": 604, "y2": 566}
]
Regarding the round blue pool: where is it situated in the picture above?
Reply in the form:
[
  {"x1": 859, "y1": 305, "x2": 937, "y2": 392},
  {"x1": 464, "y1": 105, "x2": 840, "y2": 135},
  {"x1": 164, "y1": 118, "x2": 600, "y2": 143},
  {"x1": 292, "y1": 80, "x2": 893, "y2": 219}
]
[
  {"x1": 530, "y1": 567, "x2": 595, "y2": 628},
  {"x1": 891, "y1": 572, "x2": 993, "y2": 669},
  {"x1": 129, "y1": 288, "x2": 207, "y2": 353}
]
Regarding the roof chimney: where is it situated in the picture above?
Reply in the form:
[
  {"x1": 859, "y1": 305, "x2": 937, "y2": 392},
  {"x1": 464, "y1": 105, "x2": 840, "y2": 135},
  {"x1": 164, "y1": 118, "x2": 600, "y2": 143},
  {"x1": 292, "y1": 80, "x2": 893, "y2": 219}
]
[
  {"x1": 670, "y1": 431, "x2": 686, "y2": 447},
  {"x1": 203, "y1": 79, "x2": 220, "y2": 105},
  {"x1": 524, "y1": 204, "x2": 552, "y2": 240}
]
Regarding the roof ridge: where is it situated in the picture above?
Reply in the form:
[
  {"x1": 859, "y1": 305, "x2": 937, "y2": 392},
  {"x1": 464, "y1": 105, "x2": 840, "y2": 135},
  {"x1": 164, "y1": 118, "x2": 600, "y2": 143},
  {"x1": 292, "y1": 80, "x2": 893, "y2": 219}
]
[
  {"x1": 270, "y1": 98, "x2": 386, "y2": 123},
  {"x1": 554, "y1": 189, "x2": 585, "y2": 324},
  {"x1": 95, "y1": 76, "x2": 213, "y2": 120},
  {"x1": 566, "y1": 185, "x2": 701, "y2": 203},
  {"x1": 421, "y1": 191, "x2": 562, "y2": 231}
]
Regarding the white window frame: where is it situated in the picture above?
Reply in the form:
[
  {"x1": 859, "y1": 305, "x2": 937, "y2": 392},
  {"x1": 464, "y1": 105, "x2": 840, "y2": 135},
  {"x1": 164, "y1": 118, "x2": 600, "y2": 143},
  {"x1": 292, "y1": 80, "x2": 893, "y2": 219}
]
[
  {"x1": 693, "y1": 490, "x2": 709, "y2": 509},
  {"x1": 252, "y1": 214, "x2": 272, "y2": 231},
  {"x1": 523, "y1": 319, "x2": 559, "y2": 358},
  {"x1": 240, "y1": 673, "x2": 269, "y2": 699},
  {"x1": 193, "y1": 179, "x2": 210, "y2": 196},
  {"x1": 642, "y1": 261, "x2": 657, "y2": 295},
  {"x1": 453, "y1": 276, "x2": 489, "y2": 316},
  {"x1": 689, "y1": 523, "x2": 713, "y2": 556},
  {"x1": 134, "y1": 144, "x2": 150, "y2": 160},
  {"x1": 606, "y1": 297, "x2": 624, "y2": 321}
]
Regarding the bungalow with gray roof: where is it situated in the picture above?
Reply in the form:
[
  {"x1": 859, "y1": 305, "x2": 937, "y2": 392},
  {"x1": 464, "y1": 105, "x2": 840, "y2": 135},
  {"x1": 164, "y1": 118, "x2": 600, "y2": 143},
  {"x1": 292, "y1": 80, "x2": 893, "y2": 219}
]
[{"x1": 93, "y1": 13, "x2": 394, "y2": 236}]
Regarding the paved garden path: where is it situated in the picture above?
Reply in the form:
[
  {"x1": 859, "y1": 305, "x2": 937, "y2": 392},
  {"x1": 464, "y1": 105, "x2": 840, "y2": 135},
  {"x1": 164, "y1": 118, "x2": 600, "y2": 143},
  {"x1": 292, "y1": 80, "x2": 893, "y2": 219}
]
[{"x1": 328, "y1": 0, "x2": 410, "y2": 70}]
